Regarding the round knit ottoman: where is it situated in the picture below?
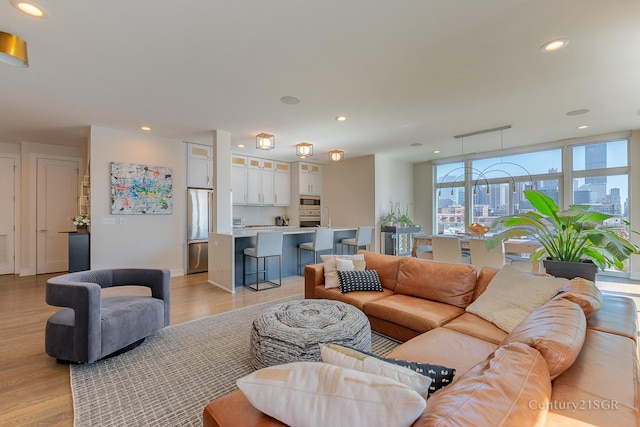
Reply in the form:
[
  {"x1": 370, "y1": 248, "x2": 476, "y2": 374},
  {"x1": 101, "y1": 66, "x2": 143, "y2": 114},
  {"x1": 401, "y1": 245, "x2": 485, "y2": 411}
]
[{"x1": 250, "y1": 299, "x2": 371, "y2": 370}]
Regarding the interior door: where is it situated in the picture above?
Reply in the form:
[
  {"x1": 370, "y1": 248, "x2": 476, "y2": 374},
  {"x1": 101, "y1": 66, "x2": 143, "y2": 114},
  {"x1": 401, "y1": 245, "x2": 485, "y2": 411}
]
[
  {"x1": 0, "y1": 157, "x2": 15, "y2": 274},
  {"x1": 36, "y1": 158, "x2": 79, "y2": 274}
]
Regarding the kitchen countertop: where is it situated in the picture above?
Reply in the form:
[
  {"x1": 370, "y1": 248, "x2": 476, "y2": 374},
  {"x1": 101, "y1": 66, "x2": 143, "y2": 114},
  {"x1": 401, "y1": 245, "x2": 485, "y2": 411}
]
[{"x1": 229, "y1": 226, "x2": 357, "y2": 237}]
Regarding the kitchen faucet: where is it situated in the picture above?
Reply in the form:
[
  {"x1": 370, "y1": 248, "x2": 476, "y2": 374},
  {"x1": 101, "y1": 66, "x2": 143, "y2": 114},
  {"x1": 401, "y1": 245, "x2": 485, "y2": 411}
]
[{"x1": 322, "y1": 205, "x2": 331, "y2": 227}]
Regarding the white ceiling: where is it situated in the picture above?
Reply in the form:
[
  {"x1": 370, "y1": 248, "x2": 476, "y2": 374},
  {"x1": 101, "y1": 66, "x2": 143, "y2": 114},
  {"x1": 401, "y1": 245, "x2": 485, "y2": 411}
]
[{"x1": 1, "y1": 0, "x2": 639, "y2": 164}]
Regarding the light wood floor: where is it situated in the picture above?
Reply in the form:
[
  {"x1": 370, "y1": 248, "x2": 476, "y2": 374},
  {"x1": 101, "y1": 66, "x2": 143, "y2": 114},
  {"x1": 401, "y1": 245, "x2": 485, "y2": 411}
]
[{"x1": 0, "y1": 272, "x2": 304, "y2": 427}]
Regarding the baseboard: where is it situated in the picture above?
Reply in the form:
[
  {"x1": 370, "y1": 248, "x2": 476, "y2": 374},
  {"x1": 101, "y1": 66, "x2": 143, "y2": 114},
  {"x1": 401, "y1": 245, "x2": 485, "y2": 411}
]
[
  {"x1": 19, "y1": 268, "x2": 35, "y2": 277},
  {"x1": 208, "y1": 279, "x2": 235, "y2": 294},
  {"x1": 170, "y1": 268, "x2": 184, "y2": 277}
]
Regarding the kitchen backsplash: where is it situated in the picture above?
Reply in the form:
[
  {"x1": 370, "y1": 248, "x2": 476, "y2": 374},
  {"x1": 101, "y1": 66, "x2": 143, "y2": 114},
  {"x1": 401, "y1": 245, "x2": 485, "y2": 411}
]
[{"x1": 233, "y1": 205, "x2": 291, "y2": 226}]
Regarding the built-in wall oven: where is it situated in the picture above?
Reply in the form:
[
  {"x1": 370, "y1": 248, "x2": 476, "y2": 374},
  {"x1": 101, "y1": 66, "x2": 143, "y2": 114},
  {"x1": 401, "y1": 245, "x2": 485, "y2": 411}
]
[{"x1": 299, "y1": 196, "x2": 321, "y2": 227}]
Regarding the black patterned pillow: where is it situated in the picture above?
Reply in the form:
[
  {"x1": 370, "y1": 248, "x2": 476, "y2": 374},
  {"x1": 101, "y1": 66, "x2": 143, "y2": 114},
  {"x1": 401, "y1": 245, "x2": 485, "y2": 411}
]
[
  {"x1": 337, "y1": 270, "x2": 383, "y2": 293},
  {"x1": 362, "y1": 350, "x2": 456, "y2": 397}
]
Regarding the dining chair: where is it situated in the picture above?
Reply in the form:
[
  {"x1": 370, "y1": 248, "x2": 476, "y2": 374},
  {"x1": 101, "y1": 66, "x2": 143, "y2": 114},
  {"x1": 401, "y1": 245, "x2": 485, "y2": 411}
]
[
  {"x1": 468, "y1": 238, "x2": 507, "y2": 271},
  {"x1": 298, "y1": 228, "x2": 334, "y2": 275},
  {"x1": 430, "y1": 235, "x2": 470, "y2": 264}
]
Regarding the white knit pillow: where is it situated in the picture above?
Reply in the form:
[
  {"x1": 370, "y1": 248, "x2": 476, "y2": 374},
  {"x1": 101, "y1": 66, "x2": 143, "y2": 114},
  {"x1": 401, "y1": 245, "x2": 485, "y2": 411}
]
[
  {"x1": 321, "y1": 254, "x2": 366, "y2": 289},
  {"x1": 237, "y1": 362, "x2": 426, "y2": 427},
  {"x1": 466, "y1": 264, "x2": 568, "y2": 332},
  {"x1": 320, "y1": 343, "x2": 432, "y2": 399}
]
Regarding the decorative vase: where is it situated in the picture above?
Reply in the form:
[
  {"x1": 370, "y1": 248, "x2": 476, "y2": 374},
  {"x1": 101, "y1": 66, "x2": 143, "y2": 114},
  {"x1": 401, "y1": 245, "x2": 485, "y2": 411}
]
[
  {"x1": 76, "y1": 226, "x2": 89, "y2": 234},
  {"x1": 542, "y1": 259, "x2": 598, "y2": 282}
]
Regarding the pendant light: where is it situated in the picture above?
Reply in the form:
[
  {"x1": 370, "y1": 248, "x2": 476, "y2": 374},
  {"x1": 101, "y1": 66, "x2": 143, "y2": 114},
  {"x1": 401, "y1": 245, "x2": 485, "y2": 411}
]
[
  {"x1": 0, "y1": 31, "x2": 29, "y2": 67},
  {"x1": 296, "y1": 142, "x2": 313, "y2": 158}
]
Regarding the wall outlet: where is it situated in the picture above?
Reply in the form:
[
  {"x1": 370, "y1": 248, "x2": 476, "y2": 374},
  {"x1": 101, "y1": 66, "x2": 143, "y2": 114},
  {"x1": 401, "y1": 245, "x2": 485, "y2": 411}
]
[
  {"x1": 119, "y1": 218, "x2": 126, "y2": 225},
  {"x1": 102, "y1": 217, "x2": 115, "y2": 225}
]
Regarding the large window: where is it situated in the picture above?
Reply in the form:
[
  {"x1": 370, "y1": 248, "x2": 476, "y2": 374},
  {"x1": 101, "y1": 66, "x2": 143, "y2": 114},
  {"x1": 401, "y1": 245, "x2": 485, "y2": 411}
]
[{"x1": 432, "y1": 138, "x2": 631, "y2": 276}]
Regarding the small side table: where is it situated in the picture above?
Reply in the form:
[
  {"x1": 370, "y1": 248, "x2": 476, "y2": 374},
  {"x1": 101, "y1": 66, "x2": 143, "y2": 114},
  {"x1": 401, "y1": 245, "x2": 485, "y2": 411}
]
[{"x1": 68, "y1": 232, "x2": 90, "y2": 272}]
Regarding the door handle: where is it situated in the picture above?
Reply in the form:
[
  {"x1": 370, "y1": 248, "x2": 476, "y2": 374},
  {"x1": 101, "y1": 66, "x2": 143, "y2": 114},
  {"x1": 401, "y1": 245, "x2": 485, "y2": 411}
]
[{"x1": 38, "y1": 229, "x2": 48, "y2": 232}]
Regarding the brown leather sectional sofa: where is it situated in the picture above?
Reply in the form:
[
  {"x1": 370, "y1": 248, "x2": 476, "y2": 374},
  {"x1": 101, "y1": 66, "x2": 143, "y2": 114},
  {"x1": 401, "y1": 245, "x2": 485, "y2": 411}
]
[{"x1": 204, "y1": 251, "x2": 639, "y2": 426}]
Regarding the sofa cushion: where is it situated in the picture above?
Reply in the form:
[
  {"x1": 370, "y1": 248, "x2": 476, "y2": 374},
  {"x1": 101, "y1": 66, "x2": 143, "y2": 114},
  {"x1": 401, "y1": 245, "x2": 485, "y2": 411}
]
[
  {"x1": 587, "y1": 294, "x2": 638, "y2": 342},
  {"x1": 473, "y1": 266, "x2": 499, "y2": 301},
  {"x1": 360, "y1": 251, "x2": 402, "y2": 291},
  {"x1": 394, "y1": 257, "x2": 478, "y2": 308},
  {"x1": 364, "y1": 294, "x2": 464, "y2": 334},
  {"x1": 236, "y1": 362, "x2": 426, "y2": 427},
  {"x1": 502, "y1": 297, "x2": 586, "y2": 380},
  {"x1": 413, "y1": 343, "x2": 551, "y2": 427},
  {"x1": 546, "y1": 329, "x2": 640, "y2": 427},
  {"x1": 319, "y1": 343, "x2": 432, "y2": 398},
  {"x1": 442, "y1": 312, "x2": 508, "y2": 345},
  {"x1": 465, "y1": 264, "x2": 568, "y2": 333},
  {"x1": 553, "y1": 277, "x2": 603, "y2": 318},
  {"x1": 388, "y1": 328, "x2": 498, "y2": 379},
  {"x1": 314, "y1": 286, "x2": 393, "y2": 311},
  {"x1": 338, "y1": 270, "x2": 383, "y2": 293},
  {"x1": 321, "y1": 254, "x2": 365, "y2": 289}
]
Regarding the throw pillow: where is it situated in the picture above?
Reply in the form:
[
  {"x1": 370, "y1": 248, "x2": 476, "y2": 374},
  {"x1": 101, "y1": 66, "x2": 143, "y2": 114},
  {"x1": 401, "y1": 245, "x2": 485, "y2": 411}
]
[
  {"x1": 338, "y1": 269, "x2": 383, "y2": 293},
  {"x1": 237, "y1": 362, "x2": 427, "y2": 427},
  {"x1": 321, "y1": 343, "x2": 454, "y2": 398},
  {"x1": 319, "y1": 343, "x2": 432, "y2": 398},
  {"x1": 322, "y1": 254, "x2": 366, "y2": 289},
  {"x1": 336, "y1": 258, "x2": 355, "y2": 271},
  {"x1": 466, "y1": 264, "x2": 568, "y2": 333}
]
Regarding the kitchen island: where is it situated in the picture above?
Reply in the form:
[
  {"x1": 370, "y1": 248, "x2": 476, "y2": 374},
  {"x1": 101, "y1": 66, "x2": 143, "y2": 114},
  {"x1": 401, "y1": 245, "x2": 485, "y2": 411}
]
[{"x1": 208, "y1": 227, "x2": 357, "y2": 293}]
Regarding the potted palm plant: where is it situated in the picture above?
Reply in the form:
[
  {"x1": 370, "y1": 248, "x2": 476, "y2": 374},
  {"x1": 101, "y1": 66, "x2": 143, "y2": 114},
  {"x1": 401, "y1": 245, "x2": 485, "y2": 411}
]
[{"x1": 485, "y1": 190, "x2": 639, "y2": 281}]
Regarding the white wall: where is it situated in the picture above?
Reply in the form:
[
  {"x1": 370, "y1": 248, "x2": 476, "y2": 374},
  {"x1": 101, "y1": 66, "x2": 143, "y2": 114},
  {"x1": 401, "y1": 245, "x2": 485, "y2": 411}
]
[
  {"x1": 323, "y1": 155, "x2": 376, "y2": 229},
  {"x1": 374, "y1": 155, "x2": 414, "y2": 250},
  {"x1": 413, "y1": 161, "x2": 434, "y2": 235},
  {"x1": 89, "y1": 126, "x2": 186, "y2": 275}
]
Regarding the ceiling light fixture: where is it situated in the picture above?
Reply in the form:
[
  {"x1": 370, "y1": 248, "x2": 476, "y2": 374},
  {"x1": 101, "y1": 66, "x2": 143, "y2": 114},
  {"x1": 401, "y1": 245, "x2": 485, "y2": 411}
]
[
  {"x1": 280, "y1": 96, "x2": 301, "y2": 105},
  {"x1": 256, "y1": 133, "x2": 275, "y2": 150},
  {"x1": 433, "y1": 150, "x2": 441, "y2": 154},
  {"x1": 541, "y1": 38, "x2": 569, "y2": 52},
  {"x1": 335, "y1": 116, "x2": 347, "y2": 122},
  {"x1": 0, "y1": 31, "x2": 28, "y2": 67},
  {"x1": 140, "y1": 126, "x2": 151, "y2": 131},
  {"x1": 296, "y1": 142, "x2": 313, "y2": 158},
  {"x1": 237, "y1": 144, "x2": 245, "y2": 148},
  {"x1": 328, "y1": 150, "x2": 344, "y2": 162},
  {"x1": 577, "y1": 125, "x2": 589, "y2": 130},
  {"x1": 11, "y1": 0, "x2": 47, "y2": 17},
  {"x1": 566, "y1": 109, "x2": 589, "y2": 116}
]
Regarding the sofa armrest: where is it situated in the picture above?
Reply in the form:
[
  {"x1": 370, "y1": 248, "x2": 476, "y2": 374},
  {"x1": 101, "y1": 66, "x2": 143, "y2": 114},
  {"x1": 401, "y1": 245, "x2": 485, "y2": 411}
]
[{"x1": 304, "y1": 263, "x2": 324, "y2": 299}]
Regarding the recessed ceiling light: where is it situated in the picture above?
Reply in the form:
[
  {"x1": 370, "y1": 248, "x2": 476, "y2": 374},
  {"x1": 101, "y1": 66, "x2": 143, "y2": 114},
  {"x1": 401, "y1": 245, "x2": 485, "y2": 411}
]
[
  {"x1": 541, "y1": 38, "x2": 569, "y2": 52},
  {"x1": 410, "y1": 143, "x2": 423, "y2": 147},
  {"x1": 433, "y1": 150, "x2": 441, "y2": 154},
  {"x1": 237, "y1": 144, "x2": 245, "y2": 148},
  {"x1": 280, "y1": 96, "x2": 301, "y2": 105},
  {"x1": 566, "y1": 109, "x2": 589, "y2": 116},
  {"x1": 335, "y1": 116, "x2": 347, "y2": 122},
  {"x1": 11, "y1": 0, "x2": 47, "y2": 17},
  {"x1": 140, "y1": 126, "x2": 151, "y2": 131},
  {"x1": 577, "y1": 125, "x2": 589, "y2": 130}
]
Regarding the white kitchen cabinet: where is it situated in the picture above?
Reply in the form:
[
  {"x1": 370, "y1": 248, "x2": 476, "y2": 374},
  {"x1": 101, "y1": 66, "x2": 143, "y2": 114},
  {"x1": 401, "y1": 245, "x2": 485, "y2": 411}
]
[
  {"x1": 297, "y1": 162, "x2": 322, "y2": 196},
  {"x1": 246, "y1": 157, "x2": 274, "y2": 205},
  {"x1": 187, "y1": 143, "x2": 213, "y2": 189},
  {"x1": 273, "y1": 161, "x2": 291, "y2": 206},
  {"x1": 231, "y1": 155, "x2": 247, "y2": 205}
]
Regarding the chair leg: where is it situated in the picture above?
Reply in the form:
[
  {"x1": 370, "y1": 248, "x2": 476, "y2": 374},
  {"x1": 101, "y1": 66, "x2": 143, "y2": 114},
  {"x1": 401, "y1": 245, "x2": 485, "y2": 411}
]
[
  {"x1": 243, "y1": 254, "x2": 246, "y2": 287},
  {"x1": 278, "y1": 255, "x2": 282, "y2": 287},
  {"x1": 256, "y1": 256, "x2": 260, "y2": 290}
]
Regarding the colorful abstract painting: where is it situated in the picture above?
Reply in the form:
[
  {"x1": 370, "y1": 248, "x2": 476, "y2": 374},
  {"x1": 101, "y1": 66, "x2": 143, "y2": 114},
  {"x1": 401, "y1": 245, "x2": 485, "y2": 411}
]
[{"x1": 110, "y1": 162, "x2": 173, "y2": 214}]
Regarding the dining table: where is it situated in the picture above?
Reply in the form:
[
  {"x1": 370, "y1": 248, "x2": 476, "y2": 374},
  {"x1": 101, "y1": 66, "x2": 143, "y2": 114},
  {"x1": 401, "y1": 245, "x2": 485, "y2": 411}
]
[{"x1": 411, "y1": 234, "x2": 542, "y2": 270}]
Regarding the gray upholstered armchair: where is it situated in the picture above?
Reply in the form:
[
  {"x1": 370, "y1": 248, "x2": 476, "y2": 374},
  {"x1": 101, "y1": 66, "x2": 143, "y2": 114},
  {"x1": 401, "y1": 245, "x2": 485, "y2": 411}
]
[{"x1": 45, "y1": 268, "x2": 171, "y2": 363}]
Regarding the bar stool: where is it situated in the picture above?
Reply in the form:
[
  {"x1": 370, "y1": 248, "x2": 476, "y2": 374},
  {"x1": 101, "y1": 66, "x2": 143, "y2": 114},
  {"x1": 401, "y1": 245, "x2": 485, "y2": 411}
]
[
  {"x1": 243, "y1": 231, "x2": 284, "y2": 291},
  {"x1": 340, "y1": 226, "x2": 372, "y2": 254},
  {"x1": 298, "y1": 228, "x2": 334, "y2": 275}
]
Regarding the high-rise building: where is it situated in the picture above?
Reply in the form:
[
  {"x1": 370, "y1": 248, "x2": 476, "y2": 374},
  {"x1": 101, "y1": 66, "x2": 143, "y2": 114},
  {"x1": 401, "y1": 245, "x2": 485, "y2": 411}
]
[{"x1": 584, "y1": 144, "x2": 607, "y2": 201}]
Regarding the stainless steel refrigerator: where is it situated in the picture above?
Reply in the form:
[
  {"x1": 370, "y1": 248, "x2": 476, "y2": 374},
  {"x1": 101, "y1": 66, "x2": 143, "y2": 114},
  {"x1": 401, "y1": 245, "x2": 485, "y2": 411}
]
[{"x1": 187, "y1": 188, "x2": 212, "y2": 274}]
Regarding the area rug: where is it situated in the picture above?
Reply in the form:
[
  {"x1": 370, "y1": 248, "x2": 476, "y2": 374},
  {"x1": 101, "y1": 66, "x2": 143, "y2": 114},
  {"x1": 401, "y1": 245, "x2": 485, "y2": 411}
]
[{"x1": 70, "y1": 295, "x2": 401, "y2": 427}]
